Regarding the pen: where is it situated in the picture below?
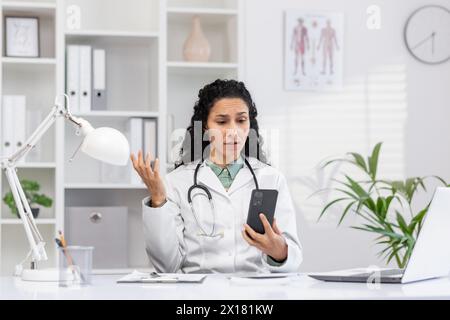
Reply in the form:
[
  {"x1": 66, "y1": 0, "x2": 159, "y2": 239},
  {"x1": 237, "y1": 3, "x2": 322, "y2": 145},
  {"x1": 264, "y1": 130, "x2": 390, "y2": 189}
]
[
  {"x1": 58, "y1": 230, "x2": 67, "y2": 248},
  {"x1": 56, "y1": 231, "x2": 74, "y2": 265},
  {"x1": 54, "y1": 238, "x2": 63, "y2": 249},
  {"x1": 56, "y1": 231, "x2": 85, "y2": 282}
]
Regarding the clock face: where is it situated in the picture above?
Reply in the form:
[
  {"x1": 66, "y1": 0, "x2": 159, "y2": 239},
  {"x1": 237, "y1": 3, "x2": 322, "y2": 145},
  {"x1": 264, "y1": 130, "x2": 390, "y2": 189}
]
[{"x1": 404, "y1": 5, "x2": 450, "y2": 64}]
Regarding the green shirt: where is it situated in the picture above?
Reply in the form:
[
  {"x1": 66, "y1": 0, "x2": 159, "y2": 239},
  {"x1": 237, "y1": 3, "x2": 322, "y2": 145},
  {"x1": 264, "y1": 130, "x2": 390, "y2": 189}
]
[{"x1": 205, "y1": 157, "x2": 244, "y2": 190}]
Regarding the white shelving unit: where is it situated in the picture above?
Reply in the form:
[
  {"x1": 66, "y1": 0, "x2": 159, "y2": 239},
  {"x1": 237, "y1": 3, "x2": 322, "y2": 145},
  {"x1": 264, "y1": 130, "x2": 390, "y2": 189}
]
[
  {"x1": 1, "y1": 1, "x2": 56, "y2": 10},
  {"x1": 65, "y1": 30, "x2": 159, "y2": 39},
  {"x1": 0, "y1": 0, "x2": 58, "y2": 275},
  {"x1": 1, "y1": 57, "x2": 57, "y2": 65},
  {"x1": 16, "y1": 162, "x2": 57, "y2": 169},
  {"x1": 64, "y1": 183, "x2": 147, "y2": 190},
  {"x1": 73, "y1": 111, "x2": 160, "y2": 119},
  {"x1": 0, "y1": 0, "x2": 243, "y2": 275},
  {"x1": 0, "y1": 218, "x2": 56, "y2": 225}
]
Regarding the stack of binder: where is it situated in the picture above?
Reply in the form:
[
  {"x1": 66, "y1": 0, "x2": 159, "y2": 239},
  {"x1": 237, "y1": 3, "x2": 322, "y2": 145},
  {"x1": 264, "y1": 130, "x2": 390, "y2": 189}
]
[
  {"x1": 66, "y1": 45, "x2": 106, "y2": 113},
  {"x1": 128, "y1": 118, "x2": 157, "y2": 184},
  {"x1": 1, "y1": 95, "x2": 26, "y2": 162}
]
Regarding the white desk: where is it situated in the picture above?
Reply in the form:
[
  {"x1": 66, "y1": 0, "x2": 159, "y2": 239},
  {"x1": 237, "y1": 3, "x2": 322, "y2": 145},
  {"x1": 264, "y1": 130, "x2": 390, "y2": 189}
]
[{"x1": 1, "y1": 274, "x2": 450, "y2": 300}]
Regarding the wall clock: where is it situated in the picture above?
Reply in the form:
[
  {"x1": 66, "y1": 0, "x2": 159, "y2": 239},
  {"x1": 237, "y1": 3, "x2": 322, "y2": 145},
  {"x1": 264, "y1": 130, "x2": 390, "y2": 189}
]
[{"x1": 404, "y1": 5, "x2": 450, "y2": 65}]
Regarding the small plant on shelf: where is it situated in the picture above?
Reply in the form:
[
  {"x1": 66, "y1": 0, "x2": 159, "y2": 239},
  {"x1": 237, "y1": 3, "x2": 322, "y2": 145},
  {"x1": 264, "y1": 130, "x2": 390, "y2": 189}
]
[{"x1": 2, "y1": 180, "x2": 53, "y2": 219}]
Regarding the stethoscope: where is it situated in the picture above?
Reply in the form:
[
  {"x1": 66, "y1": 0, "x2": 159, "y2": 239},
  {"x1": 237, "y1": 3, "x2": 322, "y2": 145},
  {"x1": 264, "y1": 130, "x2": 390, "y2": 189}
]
[{"x1": 188, "y1": 157, "x2": 259, "y2": 238}]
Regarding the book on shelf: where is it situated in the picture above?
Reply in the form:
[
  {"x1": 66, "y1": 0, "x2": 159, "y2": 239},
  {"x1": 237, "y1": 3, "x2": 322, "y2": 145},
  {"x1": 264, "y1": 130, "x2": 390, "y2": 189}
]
[
  {"x1": 92, "y1": 49, "x2": 107, "y2": 110},
  {"x1": 127, "y1": 117, "x2": 158, "y2": 184},
  {"x1": 79, "y1": 45, "x2": 92, "y2": 113},
  {"x1": 143, "y1": 118, "x2": 157, "y2": 161},
  {"x1": 128, "y1": 118, "x2": 144, "y2": 185},
  {"x1": 167, "y1": 113, "x2": 181, "y2": 164},
  {"x1": 1, "y1": 95, "x2": 26, "y2": 163},
  {"x1": 66, "y1": 45, "x2": 107, "y2": 113},
  {"x1": 66, "y1": 45, "x2": 80, "y2": 113}
]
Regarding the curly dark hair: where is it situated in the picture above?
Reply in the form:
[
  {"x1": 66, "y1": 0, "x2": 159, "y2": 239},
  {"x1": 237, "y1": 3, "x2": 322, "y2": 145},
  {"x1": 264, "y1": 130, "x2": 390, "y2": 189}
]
[{"x1": 175, "y1": 79, "x2": 268, "y2": 168}]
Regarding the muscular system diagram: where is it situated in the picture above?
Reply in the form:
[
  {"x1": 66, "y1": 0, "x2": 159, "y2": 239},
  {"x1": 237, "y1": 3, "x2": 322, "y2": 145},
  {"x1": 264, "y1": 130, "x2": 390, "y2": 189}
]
[
  {"x1": 291, "y1": 18, "x2": 310, "y2": 76},
  {"x1": 317, "y1": 19, "x2": 340, "y2": 75}
]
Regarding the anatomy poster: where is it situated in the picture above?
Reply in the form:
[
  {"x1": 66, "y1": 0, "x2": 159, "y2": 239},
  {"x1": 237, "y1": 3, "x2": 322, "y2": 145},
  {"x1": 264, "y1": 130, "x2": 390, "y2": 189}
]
[{"x1": 285, "y1": 11, "x2": 344, "y2": 91}]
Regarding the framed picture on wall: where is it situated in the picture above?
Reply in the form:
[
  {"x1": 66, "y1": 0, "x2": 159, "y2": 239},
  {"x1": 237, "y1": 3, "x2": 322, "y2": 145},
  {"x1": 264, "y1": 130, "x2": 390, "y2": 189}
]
[
  {"x1": 5, "y1": 16, "x2": 40, "y2": 58},
  {"x1": 284, "y1": 11, "x2": 344, "y2": 91}
]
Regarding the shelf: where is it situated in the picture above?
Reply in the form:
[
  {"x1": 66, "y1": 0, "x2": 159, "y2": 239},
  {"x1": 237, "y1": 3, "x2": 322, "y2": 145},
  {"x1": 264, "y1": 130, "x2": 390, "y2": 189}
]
[
  {"x1": 168, "y1": 61, "x2": 238, "y2": 68},
  {"x1": 168, "y1": 7, "x2": 237, "y2": 26},
  {"x1": 16, "y1": 162, "x2": 56, "y2": 169},
  {"x1": 62, "y1": 0, "x2": 159, "y2": 38},
  {"x1": 65, "y1": 30, "x2": 159, "y2": 40},
  {"x1": 0, "y1": 219, "x2": 56, "y2": 225},
  {"x1": 1, "y1": 57, "x2": 56, "y2": 65},
  {"x1": 64, "y1": 183, "x2": 147, "y2": 190},
  {"x1": 167, "y1": 7, "x2": 238, "y2": 15},
  {"x1": 167, "y1": 61, "x2": 238, "y2": 75},
  {"x1": 73, "y1": 111, "x2": 159, "y2": 119},
  {"x1": 1, "y1": 1, "x2": 56, "y2": 15},
  {"x1": 167, "y1": 0, "x2": 238, "y2": 10}
]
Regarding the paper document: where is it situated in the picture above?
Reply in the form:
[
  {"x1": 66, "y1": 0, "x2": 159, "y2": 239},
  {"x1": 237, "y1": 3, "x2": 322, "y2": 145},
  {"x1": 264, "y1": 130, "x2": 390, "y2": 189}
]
[
  {"x1": 117, "y1": 270, "x2": 206, "y2": 284},
  {"x1": 227, "y1": 273, "x2": 299, "y2": 286},
  {"x1": 230, "y1": 273, "x2": 294, "y2": 279}
]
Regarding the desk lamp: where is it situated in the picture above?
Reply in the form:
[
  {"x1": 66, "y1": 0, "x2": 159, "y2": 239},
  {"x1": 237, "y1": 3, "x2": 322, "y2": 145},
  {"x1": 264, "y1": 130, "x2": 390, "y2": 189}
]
[{"x1": 0, "y1": 94, "x2": 130, "y2": 281}]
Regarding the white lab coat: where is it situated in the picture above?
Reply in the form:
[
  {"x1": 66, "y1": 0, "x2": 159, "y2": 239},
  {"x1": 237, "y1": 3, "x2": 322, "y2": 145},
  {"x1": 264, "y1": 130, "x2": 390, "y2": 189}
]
[{"x1": 142, "y1": 157, "x2": 303, "y2": 273}]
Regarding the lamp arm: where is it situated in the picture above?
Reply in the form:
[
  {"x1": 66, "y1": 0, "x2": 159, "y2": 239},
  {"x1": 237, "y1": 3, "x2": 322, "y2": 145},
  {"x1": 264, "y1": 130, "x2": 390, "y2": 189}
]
[
  {"x1": 7, "y1": 94, "x2": 82, "y2": 165},
  {"x1": 4, "y1": 167, "x2": 46, "y2": 261},
  {"x1": 0, "y1": 94, "x2": 82, "y2": 265}
]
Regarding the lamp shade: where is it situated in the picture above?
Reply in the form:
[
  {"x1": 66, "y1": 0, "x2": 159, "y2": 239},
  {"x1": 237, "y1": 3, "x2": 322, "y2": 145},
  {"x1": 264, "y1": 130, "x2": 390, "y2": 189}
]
[{"x1": 80, "y1": 127, "x2": 130, "y2": 166}]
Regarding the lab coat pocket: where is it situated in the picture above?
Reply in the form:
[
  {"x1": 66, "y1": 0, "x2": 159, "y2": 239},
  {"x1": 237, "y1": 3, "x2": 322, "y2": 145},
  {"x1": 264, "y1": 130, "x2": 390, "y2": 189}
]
[{"x1": 199, "y1": 234, "x2": 224, "y2": 271}]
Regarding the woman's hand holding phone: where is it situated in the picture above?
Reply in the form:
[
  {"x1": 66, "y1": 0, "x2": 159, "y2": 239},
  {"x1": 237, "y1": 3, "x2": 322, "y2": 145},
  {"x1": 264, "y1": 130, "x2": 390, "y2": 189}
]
[
  {"x1": 130, "y1": 150, "x2": 167, "y2": 207},
  {"x1": 242, "y1": 214, "x2": 288, "y2": 262}
]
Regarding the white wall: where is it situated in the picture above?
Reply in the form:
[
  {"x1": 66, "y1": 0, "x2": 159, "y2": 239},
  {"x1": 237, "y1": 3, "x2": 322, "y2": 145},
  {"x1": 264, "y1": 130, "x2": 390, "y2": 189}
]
[{"x1": 243, "y1": 0, "x2": 450, "y2": 272}]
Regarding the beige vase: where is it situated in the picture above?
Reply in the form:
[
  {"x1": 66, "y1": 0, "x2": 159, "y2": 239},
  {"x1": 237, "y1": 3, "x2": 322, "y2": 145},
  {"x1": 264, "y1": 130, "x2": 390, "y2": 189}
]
[{"x1": 183, "y1": 16, "x2": 211, "y2": 62}]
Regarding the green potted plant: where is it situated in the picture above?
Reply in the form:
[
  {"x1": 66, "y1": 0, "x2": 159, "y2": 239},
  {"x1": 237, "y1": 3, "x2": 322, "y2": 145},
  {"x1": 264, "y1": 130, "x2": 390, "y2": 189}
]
[
  {"x1": 2, "y1": 179, "x2": 53, "y2": 219},
  {"x1": 317, "y1": 142, "x2": 447, "y2": 268}
]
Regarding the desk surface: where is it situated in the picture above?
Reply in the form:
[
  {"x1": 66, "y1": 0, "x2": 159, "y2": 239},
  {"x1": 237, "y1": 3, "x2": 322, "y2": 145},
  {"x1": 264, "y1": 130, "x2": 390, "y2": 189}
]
[{"x1": 1, "y1": 274, "x2": 450, "y2": 300}]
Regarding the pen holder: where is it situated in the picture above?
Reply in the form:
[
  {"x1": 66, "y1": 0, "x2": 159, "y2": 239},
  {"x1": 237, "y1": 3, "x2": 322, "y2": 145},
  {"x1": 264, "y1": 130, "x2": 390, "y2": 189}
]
[{"x1": 58, "y1": 246, "x2": 94, "y2": 286}]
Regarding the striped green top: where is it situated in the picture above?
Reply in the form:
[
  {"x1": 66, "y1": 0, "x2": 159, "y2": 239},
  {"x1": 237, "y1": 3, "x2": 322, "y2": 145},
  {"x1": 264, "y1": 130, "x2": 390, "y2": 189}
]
[{"x1": 205, "y1": 156, "x2": 244, "y2": 190}]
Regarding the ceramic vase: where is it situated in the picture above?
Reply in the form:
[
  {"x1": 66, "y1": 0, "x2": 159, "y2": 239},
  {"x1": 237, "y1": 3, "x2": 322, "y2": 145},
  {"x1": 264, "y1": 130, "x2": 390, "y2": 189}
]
[{"x1": 183, "y1": 16, "x2": 211, "y2": 62}]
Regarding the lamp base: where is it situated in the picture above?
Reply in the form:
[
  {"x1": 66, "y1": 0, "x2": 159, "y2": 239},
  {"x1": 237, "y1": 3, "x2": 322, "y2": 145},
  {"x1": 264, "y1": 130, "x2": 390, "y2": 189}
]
[{"x1": 21, "y1": 269, "x2": 73, "y2": 282}]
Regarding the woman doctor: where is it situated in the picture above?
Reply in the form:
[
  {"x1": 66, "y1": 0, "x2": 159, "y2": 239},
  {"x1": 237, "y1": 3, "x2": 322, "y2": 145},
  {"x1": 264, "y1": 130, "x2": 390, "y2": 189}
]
[{"x1": 131, "y1": 79, "x2": 303, "y2": 273}]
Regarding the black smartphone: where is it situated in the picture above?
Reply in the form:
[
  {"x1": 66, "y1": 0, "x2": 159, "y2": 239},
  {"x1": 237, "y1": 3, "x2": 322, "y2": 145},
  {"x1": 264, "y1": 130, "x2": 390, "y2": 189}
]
[{"x1": 246, "y1": 189, "x2": 278, "y2": 234}]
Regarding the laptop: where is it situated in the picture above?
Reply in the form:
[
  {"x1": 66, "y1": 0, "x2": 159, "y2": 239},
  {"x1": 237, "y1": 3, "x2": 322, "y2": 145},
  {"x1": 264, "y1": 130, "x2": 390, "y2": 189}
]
[{"x1": 308, "y1": 187, "x2": 450, "y2": 284}]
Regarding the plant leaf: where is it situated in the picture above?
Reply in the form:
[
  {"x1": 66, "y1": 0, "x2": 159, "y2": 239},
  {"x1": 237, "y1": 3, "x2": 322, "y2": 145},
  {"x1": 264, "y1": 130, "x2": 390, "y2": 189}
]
[
  {"x1": 344, "y1": 176, "x2": 370, "y2": 200},
  {"x1": 347, "y1": 152, "x2": 368, "y2": 173},
  {"x1": 396, "y1": 211, "x2": 410, "y2": 236},
  {"x1": 387, "y1": 245, "x2": 404, "y2": 264},
  {"x1": 408, "y1": 207, "x2": 427, "y2": 234},
  {"x1": 317, "y1": 197, "x2": 349, "y2": 221},
  {"x1": 368, "y1": 142, "x2": 382, "y2": 180},
  {"x1": 337, "y1": 201, "x2": 356, "y2": 226}
]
